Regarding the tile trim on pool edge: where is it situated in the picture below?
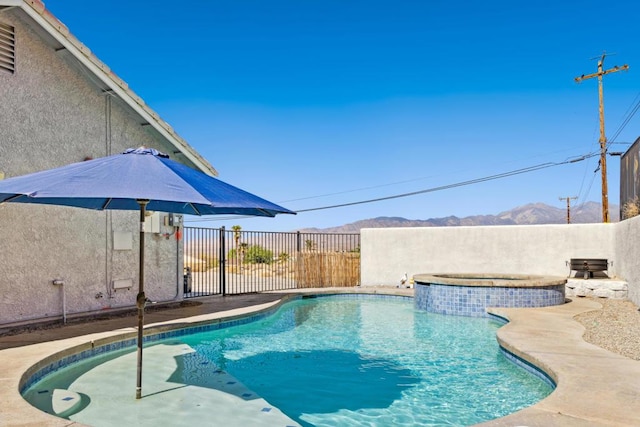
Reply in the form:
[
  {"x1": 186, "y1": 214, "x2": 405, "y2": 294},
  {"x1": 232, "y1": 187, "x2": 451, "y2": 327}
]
[
  {"x1": 488, "y1": 312, "x2": 556, "y2": 389},
  {"x1": 500, "y1": 347, "x2": 557, "y2": 389},
  {"x1": 20, "y1": 299, "x2": 291, "y2": 393},
  {"x1": 20, "y1": 293, "x2": 410, "y2": 394}
]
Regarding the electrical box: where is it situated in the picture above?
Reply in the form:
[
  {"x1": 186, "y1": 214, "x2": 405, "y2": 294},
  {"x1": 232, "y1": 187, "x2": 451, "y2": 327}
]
[
  {"x1": 112, "y1": 278, "x2": 133, "y2": 290},
  {"x1": 113, "y1": 231, "x2": 133, "y2": 250},
  {"x1": 143, "y1": 211, "x2": 161, "y2": 233},
  {"x1": 168, "y1": 213, "x2": 183, "y2": 227}
]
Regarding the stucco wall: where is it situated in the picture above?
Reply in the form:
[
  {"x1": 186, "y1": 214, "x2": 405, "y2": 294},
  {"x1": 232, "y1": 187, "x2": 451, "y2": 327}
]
[
  {"x1": 361, "y1": 223, "x2": 619, "y2": 289},
  {"x1": 0, "y1": 11, "x2": 184, "y2": 325},
  {"x1": 614, "y1": 215, "x2": 640, "y2": 304}
]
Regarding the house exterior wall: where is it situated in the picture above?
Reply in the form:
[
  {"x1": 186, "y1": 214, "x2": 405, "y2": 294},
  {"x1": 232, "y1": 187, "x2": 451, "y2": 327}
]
[
  {"x1": 361, "y1": 223, "x2": 621, "y2": 294},
  {"x1": 620, "y1": 137, "x2": 640, "y2": 220},
  {"x1": 0, "y1": 11, "x2": 184, "y2": 325},
  {"x1": 614, "y1": 215, "x2": 640, "y2": 304}
]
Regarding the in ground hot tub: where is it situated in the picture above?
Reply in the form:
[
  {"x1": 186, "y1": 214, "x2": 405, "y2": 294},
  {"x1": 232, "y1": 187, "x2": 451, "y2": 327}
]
[{"x1": 413, "y1": 273, "x2": 567, "y2": 317}]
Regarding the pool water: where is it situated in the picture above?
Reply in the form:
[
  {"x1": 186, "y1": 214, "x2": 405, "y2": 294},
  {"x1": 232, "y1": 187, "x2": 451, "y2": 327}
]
[{"x1": 24, "y1": 295, "x2": 553, "y2": 426}]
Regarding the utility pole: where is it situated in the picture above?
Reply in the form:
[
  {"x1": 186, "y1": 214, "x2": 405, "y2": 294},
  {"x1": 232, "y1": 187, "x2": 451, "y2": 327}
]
[
  {"x1": 575, "y1": 52, "x2": 629, "y2": 223},
  {"x1": 559, "y1": 196, "x2": 578, "y2": 224}
]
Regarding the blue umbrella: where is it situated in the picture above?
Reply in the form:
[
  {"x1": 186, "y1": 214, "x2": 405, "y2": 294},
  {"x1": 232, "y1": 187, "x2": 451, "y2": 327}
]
[
  {"x1": 0, "y1": 147, "x2": 294, "y2": 399},
  {"x1": 0, "y1": 147, "x2": 291, "y2": 216}
]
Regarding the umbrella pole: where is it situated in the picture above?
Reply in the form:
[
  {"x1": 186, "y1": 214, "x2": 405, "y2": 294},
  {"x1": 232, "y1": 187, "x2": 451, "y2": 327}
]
[{"x1": 135, "y1": 200, "x2": 149, "y2": 399}]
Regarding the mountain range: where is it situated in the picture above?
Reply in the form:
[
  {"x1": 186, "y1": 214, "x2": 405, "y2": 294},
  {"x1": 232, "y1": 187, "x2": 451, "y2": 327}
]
[{"x1": 299, "y1": 201, "x2": 620, "y2": 233}]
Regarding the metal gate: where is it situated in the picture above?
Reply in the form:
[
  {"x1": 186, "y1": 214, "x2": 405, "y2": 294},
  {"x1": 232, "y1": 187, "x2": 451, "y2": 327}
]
[{"x1": 183, "y1": 226, "x2": 360, "y2": 297}]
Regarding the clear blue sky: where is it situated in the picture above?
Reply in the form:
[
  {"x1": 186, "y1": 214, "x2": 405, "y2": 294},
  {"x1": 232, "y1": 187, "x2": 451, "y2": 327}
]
[{"x1": 46, "y1": 0, "x2": 640, "y2": 231}]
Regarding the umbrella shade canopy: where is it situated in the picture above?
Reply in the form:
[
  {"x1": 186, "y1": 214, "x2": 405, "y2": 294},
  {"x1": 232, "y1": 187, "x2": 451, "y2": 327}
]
[
  {"x1": 0, "y1": 147, "x2": 293, "y2": 400},
  {"x1": 0, "y1": 147, "x2": 294, "y2": 217}
]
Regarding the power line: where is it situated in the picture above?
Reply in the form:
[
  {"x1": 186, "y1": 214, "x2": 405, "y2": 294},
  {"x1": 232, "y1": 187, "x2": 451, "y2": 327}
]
[
  {"x1": 559, "y1": 196, "x2": 578, "y2": 224},
  {"x1": 574, "y1": 52, "x2": 629, "y2": 222},
  {"x1": 187, "y1": 62, "x2": 638, "y2": 225},
  {"x1": 572, "y1": 90, "x2": 640, "y2": 210},
  {"x1": 295, "y1": 158, "x2": 590, "y2": 213},
  {"x1": 185, "y1": 151, "x2": 599, "y2": 222},
  {"x1": 278, "y1": 174, "x2": 440, "y2": 203},
  {"x1": 279, "y1": 146, "x2": 583, "y2": 204},
  {"x1": 577, "y1": 169, "x2": 599, "y2": 208},
  {"x1": 608, "y1": 91, "x2": 640, "y2": 145}
]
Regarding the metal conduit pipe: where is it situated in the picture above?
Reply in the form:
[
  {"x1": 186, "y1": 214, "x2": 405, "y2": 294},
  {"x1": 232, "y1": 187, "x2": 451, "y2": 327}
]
[{"x1": 52, "y1": 279, "x2": 66, "y2": 324}]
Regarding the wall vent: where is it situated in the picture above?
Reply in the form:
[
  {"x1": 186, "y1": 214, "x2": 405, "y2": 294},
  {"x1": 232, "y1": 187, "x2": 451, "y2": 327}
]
[{"x1": 0, "y1": 22, "x2": 15, "y2": 74}]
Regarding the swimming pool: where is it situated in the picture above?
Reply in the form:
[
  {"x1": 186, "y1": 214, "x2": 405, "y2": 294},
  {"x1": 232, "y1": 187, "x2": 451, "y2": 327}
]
[{"x1": 23, "y1": 295, "x2": 553, "y2": 426}]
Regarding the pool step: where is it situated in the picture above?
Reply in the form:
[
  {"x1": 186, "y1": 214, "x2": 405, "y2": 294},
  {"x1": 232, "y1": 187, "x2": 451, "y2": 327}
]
[{"x1": 30, "y1": 388, "x2": 84, "y2": 418}]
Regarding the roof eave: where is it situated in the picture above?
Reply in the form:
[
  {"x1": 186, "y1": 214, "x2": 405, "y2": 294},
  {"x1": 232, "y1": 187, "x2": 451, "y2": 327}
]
[{"x1": 3, "y1": 0, "x2": 218, "y2": 177}]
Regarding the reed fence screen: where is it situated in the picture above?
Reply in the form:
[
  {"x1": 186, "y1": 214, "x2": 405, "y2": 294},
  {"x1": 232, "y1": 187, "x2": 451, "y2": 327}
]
[{"x1": 183, "y1": 227, "x2": 360, "y2": 297}]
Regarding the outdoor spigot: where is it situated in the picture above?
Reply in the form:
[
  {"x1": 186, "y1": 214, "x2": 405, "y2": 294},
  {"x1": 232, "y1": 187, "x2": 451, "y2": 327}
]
[
  {"x1": 136, "y1": 292, "x2": 156, "y2": 308},
  {"x1": 52, "y1": 279, "x2": 64, "y2": 286}
]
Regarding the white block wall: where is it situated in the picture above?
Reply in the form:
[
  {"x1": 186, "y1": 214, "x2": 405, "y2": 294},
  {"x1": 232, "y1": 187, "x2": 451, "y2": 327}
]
[{"x1": 361, "y1": 223, "x2": 630, "y2": 299}]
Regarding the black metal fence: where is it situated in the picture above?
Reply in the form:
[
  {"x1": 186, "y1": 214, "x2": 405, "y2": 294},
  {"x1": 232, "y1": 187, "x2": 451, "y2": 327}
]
[{"x1": 183, "y1": 226, "x2": 360, "y2": 297}]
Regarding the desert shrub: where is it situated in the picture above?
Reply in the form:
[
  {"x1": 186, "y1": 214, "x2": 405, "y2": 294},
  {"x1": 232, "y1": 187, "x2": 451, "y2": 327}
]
[
  {"x1": 304, "y1": 239, "x2": 316, "y2": 251},
  {"x1": 278, "y1": 252, "x2": 290, "y2": 262},
  {"x1": 244, "y1": 245, "x2": 274, "y2": 264}
]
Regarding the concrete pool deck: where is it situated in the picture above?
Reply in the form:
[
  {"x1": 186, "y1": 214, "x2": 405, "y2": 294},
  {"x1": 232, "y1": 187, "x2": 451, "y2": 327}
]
[{"x1": 0, "y1": 287, "x2": 639, "y2": 426}]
